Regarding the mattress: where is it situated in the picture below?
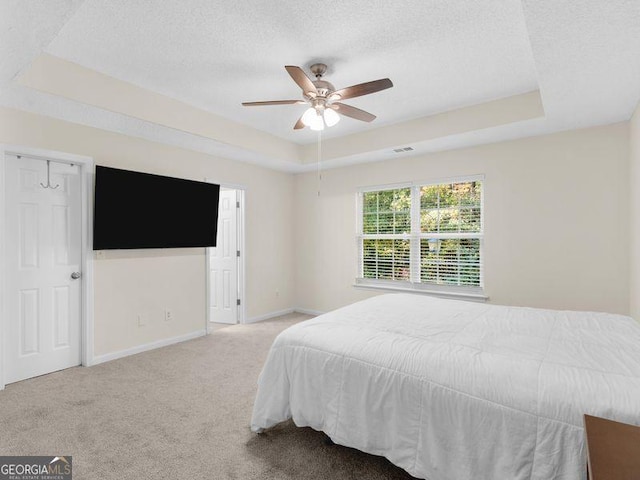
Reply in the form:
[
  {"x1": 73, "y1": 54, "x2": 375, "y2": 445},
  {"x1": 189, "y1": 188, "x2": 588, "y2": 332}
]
[{"x1": 250, "y1": 294, "x2": 640, "y2": 480}]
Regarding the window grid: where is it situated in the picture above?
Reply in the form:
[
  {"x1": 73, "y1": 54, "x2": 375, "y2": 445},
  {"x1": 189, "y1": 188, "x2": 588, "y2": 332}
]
[{"x1": 358, "y1": 179, "x2": 483, "y2": 290}]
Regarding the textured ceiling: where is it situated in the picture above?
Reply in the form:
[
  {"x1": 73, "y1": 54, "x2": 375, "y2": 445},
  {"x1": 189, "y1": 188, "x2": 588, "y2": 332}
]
[
  {"x1": 522, "y1": 0, "x2": 640, "y2": 125},
  {"x1": 43, "y1": 0, "x2": 539, "y2": 144},
  {"x1": 1, "y1": 0, "x2": 640, "y2": 171},
  {"x1": 0, "y1": 0, "x2": 83, "y2": 90}
]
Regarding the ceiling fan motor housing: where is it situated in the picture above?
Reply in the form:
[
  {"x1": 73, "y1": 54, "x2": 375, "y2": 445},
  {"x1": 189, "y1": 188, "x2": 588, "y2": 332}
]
[
  {"x1": 307, "y1": 64, "x2": 335, "y2": 99},
  {"x1": 307, "y1": 80, "x2": 335, "y2": 99},
  {"x1": 310, "y1": 63, "x2": 328, "y2": 77}
]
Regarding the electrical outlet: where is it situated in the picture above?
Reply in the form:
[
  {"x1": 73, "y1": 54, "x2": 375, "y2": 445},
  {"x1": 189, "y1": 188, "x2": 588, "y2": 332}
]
[
  {"x1": 137, "y1": 313, "x2": 147, "y2": 327},
  {"x1": 164, "y1": 309, "x2": 173, "y2": 322}
]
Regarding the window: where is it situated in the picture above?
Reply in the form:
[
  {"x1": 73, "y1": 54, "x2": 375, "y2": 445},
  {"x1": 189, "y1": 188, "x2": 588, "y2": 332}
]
[{"x1": 357, "y1": 177, "x2": 484, "y2": 298}]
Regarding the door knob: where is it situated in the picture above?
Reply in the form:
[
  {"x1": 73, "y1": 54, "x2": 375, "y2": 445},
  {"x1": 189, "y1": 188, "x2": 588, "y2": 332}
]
[{"x1": 71, "y1": 272, "x2": 81, "y2": 280}]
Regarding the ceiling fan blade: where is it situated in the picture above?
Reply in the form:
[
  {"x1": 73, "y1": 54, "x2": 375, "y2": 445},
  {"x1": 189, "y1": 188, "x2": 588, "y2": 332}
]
[
  {"x1": 330, "y1": 102, "x2": 376, "y2": 122},
  {"x1": 293, "y1": 115, "x2": 305, "y2": 130},
  {"x1": 242, "y1": 100, "x2": 306, "y2": 106},
  {"x1": 330, "y1": 78, "x2": 393, "y2": 100},
  {"x1": 285, "y1": 65, "x2": 318, "y2": 96}
]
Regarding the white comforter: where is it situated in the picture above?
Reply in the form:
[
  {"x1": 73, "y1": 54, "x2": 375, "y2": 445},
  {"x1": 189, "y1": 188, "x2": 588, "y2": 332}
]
[{"x1": 251, "y1": 294, "x2": 640, "y2": 480}]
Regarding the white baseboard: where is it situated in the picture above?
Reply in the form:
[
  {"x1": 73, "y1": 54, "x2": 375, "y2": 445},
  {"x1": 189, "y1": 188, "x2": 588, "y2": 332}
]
[
  {"x1": 90, "y1": 329, "x2": 207, "y2": 366},
  {"x1": 245, "y1": 307, "x2": 327, "y2": 324},
  {"x1": 245, "y1": 308, "x2": 294, "y2": 324},
  {"x1": 295, "y1": 307, "x2": 325, "y2": 316}
]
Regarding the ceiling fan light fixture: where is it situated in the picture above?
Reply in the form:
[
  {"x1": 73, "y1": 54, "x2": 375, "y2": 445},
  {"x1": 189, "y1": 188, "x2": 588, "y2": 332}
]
[
  {"x1": 301, "y1": 107, "x2": 317, "y2": 125},
  {"x1": 324, "y1": 108, "x2": 340, "y2": 127},
  {"x1": 309, "y1": 117, "x2": 324, "y2": 131},
  {"x1": 302, "y1": 107, "x2": 325, "y2": 130}
]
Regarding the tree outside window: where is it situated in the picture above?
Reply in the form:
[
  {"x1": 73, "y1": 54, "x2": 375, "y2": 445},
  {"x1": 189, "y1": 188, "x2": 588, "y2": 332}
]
[{"x1": 358, "y1": 179, "x2": 483, "y2": 291}]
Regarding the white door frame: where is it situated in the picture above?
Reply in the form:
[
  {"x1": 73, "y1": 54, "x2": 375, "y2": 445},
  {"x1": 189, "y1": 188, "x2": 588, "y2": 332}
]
[
  {"x1": 0, "y1": 145, "x2": 95, "y2": 390},
  {"x1": 205, "y1": 184, "x2": 245, "y2": 332}
]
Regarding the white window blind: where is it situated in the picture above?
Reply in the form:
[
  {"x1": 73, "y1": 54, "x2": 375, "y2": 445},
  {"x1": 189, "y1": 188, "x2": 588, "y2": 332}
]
[{"x1": 356, "y1": 177, "x2": 483, "y2": 296}]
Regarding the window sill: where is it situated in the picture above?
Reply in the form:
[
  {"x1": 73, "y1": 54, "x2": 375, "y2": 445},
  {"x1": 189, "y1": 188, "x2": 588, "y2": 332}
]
[{"x1": 353, "y1": 281, "x2": 489, "y2": 302}]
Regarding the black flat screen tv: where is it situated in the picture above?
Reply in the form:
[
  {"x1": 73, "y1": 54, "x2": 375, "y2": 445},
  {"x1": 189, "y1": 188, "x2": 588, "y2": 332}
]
[{"x1": 93, "y1": 166, "x2": 220, "y2": 250}]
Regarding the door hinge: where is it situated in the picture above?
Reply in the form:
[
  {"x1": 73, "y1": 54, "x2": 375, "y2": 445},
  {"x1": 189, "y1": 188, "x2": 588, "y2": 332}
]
[
  {"x1": 236, "y1": 201, "x2": 240, "y2": 208},
  {"x1": 237, "y1": 250, "x2": 240, "y2": 257},
  {"x1": 237, "y1": 299, "x2": 241, "y2": 306}
]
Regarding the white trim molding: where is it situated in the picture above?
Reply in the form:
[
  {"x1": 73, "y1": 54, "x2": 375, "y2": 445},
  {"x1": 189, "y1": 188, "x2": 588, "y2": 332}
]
[
  {"x1": 245, "y1": 308, "x2": 294, "y2": 324},
  {"x1": 246, "y1": 307, "x2": 324, "y2": 324},
  {"x1": 294, "y1": 308, "x2": 325, "y2": 316},
  {"x1": 0, "y1": 148, "x2": 5, "y2": 390},
  {"x1": 91, "y1": 329, "x2": 206, "y2": 366},
  {"x1": 353, "y1": 282, "x2": 489, "y2": 302}
]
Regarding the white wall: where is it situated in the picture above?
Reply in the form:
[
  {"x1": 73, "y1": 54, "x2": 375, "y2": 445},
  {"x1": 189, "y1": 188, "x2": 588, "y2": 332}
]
[
  {"x1": 294, "y1": 123, "x2": 630, "y2": 315},
  {"x1": 0, "y1": 107, "x2": 295, "y2": 356},
  {"x1": 630, "y1": 103, "x2": 640, "y2": 319},
  {"x1": 1, "y1": 104, "x2": 634, "y2": 363}
]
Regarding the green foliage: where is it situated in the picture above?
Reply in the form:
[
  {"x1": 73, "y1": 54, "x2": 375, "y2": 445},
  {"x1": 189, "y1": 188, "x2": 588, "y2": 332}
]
[
  {"x1": 420, "y1": 238, "x2": 480, "y2": 286},
  {"x1": 362, "y1": 182, "x2": 482, "y2": 287},
  {"x1": 363, "y1": 188, "x2": 411, "y2": 234},
  {"x1": 363, "y1": 239, "x2": 410, "y2": 280},
  {"x1": 420, "y1": 182, "x2": 481, "y2": 233}
]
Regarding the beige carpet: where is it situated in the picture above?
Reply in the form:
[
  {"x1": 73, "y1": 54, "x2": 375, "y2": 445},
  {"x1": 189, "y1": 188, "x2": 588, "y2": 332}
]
[{"x1": 0, "y1": 313, "x2": 415, "y2": 479}]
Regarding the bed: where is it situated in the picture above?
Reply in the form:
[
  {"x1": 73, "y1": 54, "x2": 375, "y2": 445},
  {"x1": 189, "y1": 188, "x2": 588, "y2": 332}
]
[{"x1": 250, "y1": 294, "x2": 640, "y2": 480}]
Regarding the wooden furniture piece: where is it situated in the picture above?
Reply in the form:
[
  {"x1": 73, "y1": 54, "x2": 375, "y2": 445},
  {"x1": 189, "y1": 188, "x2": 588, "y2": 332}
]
[{"x1": 584, "y1": 414, "x2": 640, "y2": 480}]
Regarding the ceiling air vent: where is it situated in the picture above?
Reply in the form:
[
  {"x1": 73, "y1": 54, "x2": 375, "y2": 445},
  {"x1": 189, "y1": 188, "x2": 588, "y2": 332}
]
[{"x1": 392, "y1": 146, "x2": 414, "y2": 153}]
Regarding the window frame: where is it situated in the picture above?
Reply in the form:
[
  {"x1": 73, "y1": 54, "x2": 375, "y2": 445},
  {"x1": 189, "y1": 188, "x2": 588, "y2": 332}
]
[{"x1": 355, "y1": 175, "x2": 487, "y2": 301}]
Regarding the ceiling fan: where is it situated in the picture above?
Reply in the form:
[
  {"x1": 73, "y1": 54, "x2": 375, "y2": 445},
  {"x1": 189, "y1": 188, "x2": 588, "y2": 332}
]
[{"x1": 242, "y1": 63, "x2": 393, "y2": 131}]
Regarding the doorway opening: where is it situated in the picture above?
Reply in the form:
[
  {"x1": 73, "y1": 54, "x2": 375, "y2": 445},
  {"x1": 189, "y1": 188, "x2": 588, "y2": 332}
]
[{"x1": 206, "y1": 186, "x2": 245, "y2": 330}]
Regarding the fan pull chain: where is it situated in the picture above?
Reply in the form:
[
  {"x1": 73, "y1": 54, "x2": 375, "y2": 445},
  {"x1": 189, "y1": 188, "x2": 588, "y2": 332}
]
[{"x1": 317, "y1": 129, "x2": 322, "y2": 197}]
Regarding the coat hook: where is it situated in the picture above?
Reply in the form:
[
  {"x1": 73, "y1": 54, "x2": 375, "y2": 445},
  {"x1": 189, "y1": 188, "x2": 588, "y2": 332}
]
[{"x1": 40, "y1": 160, "x2": 60, "y2": 189}]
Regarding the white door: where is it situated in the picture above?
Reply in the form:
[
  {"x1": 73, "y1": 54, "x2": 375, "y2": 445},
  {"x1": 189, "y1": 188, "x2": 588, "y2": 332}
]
[
  {"x1": 209, "y1": 189, "x2": 238, "y2": 324},
  {"x1": 4, "y1": 155, "x2": 82, "y2": 384}
]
